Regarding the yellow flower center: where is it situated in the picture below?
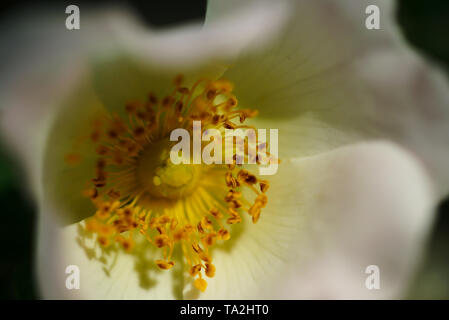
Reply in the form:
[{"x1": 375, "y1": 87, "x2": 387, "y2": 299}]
[
  {"x1": 136, "y1": 138, "x2": 200, "y2": 200},
  {"x1": 66, "y1": 75, "x2": 273, "y2": 292}
]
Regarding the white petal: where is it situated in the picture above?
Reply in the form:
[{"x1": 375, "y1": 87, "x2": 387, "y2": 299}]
[
  {"x1": 353, "y1": 47, "x2": 449, "y2": 198},
  {"x1": 0, "y1": 6, "x2": 137, "y2": 200},
  {"x1": 210, "y1": 0, "x2": 401, "y2": 162},
  {"x1": 66, "y1": 1, "x2": 290, "y2": 114},
  {"x1": 193, "y1": 141, "x2": 435, "y2": 299},
  {"x1": 217, "y1": 0, "x2": 398, "y2": 118},
  {"x1": 37, "y1": 211, "x2": 179, "y2": 299},
  {"x1": 112, "y1": 0, "x2": 289, "y2": 70},
  {"x1": 211, "y1": 0, "x2": 449, "y2": 195},
  {"x1": 41, "y1": 80, "x2": 109, "y2": 225},
  {"x1": 89, "y1": 56, "x2": 221, "y2": 117}
]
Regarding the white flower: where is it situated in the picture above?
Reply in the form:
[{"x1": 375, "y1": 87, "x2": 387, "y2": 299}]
[{"x1": 1, "y1": 0, "x2": 448, "y2": 299}]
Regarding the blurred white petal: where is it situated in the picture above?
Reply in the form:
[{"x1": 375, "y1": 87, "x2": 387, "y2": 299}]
[
  {"x1": 210, "y1": 0, "x2": 449, "y2": 196},
  {"x1": 193, "y1": 141, "x2": 435, "y2": 299},
  {"x1": 37, "y1": 212, "x2": 179, "y2": 299},
  {"x1": 0, "y1": 6, "x2": 135, "y2": 199},
  {"x1": 113, "y1": 0, "x2": 289, "y2": 70},
  {"x1": 353, "y1": 48, "x2": 449, "y2": 198}
]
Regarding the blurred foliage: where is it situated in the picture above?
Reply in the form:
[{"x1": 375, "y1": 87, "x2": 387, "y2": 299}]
[
  {"x1": 397, "y1": 0, "x2": 449, "y2": 299},
  {"x1": 0, "y1": 0, "x2": 448, "y2": 299},
  {"x1": 406, "y1": 201, "x2": 449, "y2": 299},
  {"x1": 398, "y1": 0, "x2": 449, "y2": 72},
  {"x1": 0, "y1": 147, "x2": 36, "y2": 299}
]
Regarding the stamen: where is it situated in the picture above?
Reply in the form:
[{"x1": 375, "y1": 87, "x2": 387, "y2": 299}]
[{"x1": 67, "y1": 75, "x2": 275, "y2": 292}]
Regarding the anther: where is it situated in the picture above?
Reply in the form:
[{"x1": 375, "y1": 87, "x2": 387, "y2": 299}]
[{"x1": 156, "y1": 260, "x2": 175, "y2": 270}]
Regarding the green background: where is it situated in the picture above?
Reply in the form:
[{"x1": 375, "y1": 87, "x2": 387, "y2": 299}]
[{"x1": 0, "y1": 0, "x2": 448, "y2": 299}]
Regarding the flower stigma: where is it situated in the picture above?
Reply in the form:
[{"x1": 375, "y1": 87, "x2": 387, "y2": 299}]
[{"x1": 66, "y1": 75, "x2": 274, "y2": 292}]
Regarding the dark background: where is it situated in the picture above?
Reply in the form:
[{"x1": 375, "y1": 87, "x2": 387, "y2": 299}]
[{"x1": 0, "y1": 0, "x2": 448, "y2": 299}]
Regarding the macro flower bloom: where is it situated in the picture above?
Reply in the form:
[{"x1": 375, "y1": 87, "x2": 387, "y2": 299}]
[{"x1": 1, "y1": 0, "x2": 449, "y2": 299}]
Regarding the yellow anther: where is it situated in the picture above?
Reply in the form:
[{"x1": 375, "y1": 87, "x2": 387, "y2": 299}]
[
  {"x1": 85, "y1": 218, "x2": 98, "y2": 232},
  {"x1": 223, "y1": 121, "x2": 237, "y2": 130},
  {"x1": 121, "y1": 238, "x2": 134, "y2": 252},
  {"x1": 155, "y1": 234, "x2": 170, "y2": 248},
  {"x1": 98, "y1": 224, "x2": 114, "y2": 236},
  {"x1": 189, "y1": 264, "x2": 202, "y2": 277},
  {"x1": 248, "y1": 203, "x2": 261, "y2": 216},
  {"x1": 210, "y1": 79, "x2": 233, "y2": 93},
  {"x1": 170, "y1": 218, "x2": 178, "y2": 230},
  {"x1": 230, "y1": 199, "x2": 243, "y2": 209},
  {"x1": 156, "y1": 226, "x2": 166, "y2": 235},
  {"x1": 225, "y1": 189, "x2": 241, "y2": 202},
  {"x1": 224, "y1": 96, "x2": 238, "y2": 112},
  {"x1": 194, "y1": 278, "x2": 207, "y2": 292},
  {"x1": 217, "y1": 228, "x2": 231, "y2": 241},
  {"x1": 237, "y1": 169, "x2": 249, "y2": 181},
  {"x1": 205, "y1": 89, "x2": 217, "y2": 101},
  {"x1": 259, "y1": 180, "x2": 270, "y2": 193},
  {"x1": 192, "y1": 242, "x2": 203, "y2": 253},
  {"x1": 96, "y1": 202, "x2": 112, "y2": 220},
  {"x1": 252, "y1": 209, "x2": 261, "y2": 224},
  {"x1": 201, "y1": 232, "x2": 217, "y2": 247},
  {"x1": 225, "y1": 172, "x2": 239, "y2": 188},
  {"x1": 199, "y1": 252, "x2": 211, "y2": 263},
  {"x1": 240, "y1": 109, "x2": 258, "y2": 120},
  {"x1": 238, "y1": 170, "x2": 257, "y2": 185},
  {"x1": 156, "y1": 260, "x2": 175, "y2": 270},
  {"x1": 97, "y1": 236, "x2": 110, "y2": 247},
  {"x1": 226, "y1": 215, "x2": 241, "y2": 225},
  {"x1": 173, "y1": 229, "x2": 187, "y2": 242},
  {"x1": 205, "y1": 263, "x2": 216, "y2": 278},
  {"x1": 197, "y1": 221, "x2": 205, "y2": 234},
  {"x1": 209, "y1": 208, "x2": 223, "y2": 219},
  {"x1": 256, "y1": 194, "x2": 268, "y2": 208},
  {"x1": 158, "y1": 215, "x2": 171, "y2": 224},
  {"x1": 149, "y1": 217, "x2": 159, "y2": 228},
  {"x1": 227, "y1": 207, "x2": 239, "y2": 217},
  {"x1": 184, "y1": 225, "x2": 194, "y2": 234},
  {"x1": 200, "y1": 216, "x2": 213, "y2": 230},
  {"x1": 119, "y1": 207, "x2": 133, "y2": 220},
  {"x1": 248, "y1": 203, "x2": 262, "y2": 224}
]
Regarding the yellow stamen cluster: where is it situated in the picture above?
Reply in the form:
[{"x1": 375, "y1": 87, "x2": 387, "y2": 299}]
[{"x1": 66, "y1": 75, "x2": 273, "y2": 292}]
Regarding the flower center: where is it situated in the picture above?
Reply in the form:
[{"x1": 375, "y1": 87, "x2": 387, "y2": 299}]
[
  {"x1": 66, "y1": 75, "x2": 275, "y2": 292},
  {"x1": 136, "y1": 138, "x2": 200, "y2": 200}
]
